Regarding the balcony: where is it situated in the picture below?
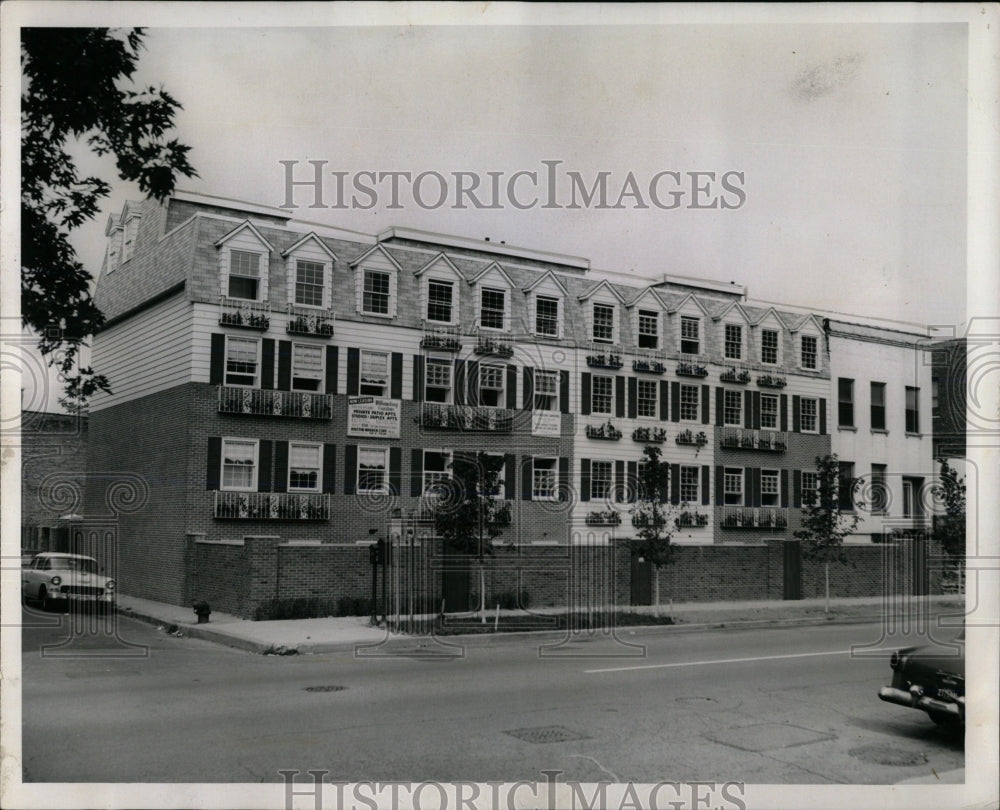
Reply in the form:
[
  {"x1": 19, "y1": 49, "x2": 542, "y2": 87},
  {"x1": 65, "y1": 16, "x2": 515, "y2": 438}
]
[
  {"x1": 633, "y1": 426, "x2": 666, "y2": 443},
  {"x1": 675, "y1": 429, "x2": 708, "y2": 448},
  {"x1": 474, "y1": 333, "x2": 514, "y2": 358},
  {"x1": 486, "y1": 500, "x2": 513, "y2": 526},
  {"x1": 585, "y1": 421, "x2": 622, "y2": 441},
  {"x1": 219, "y1": 296, "x2": 270, "y2": 330},
  {"x1": 217, "y1": 386, "x2": 332, "y2": 419},
  {"x1": 719, "y1": 428, "x2": 787, "y2": 452},
  {"x1": 632, "y1": 358, "x2": 667, "y2": 374},
  {"x1": 756, "y1": 374, "x2": 788, "y2": 389},
  {"x1": 213, "y1": 491, "x2": 331, "y2": 521},
  {"x1": 286, "y1": 304, "x2": 334, "y2": 337},
  {"x1": 420, "y1": 323, "x2": 462, "y2": 351},
  {"x1": 720, "y1": 507, "x2": 788, "y2": 529},
  {"x1": 418, "y1": 403, "x2": 514, "y2": 432},
  {"x1": 677, "y1": 511, "x2": 709, "y2": 528},
  {"x1": 586, "y1": 510, "x2": 622, "y2": 526},
  {"x1": 720, "y1": 367, "x2": 752, "y2": 384},
  {"x1": 586, "y1": 352, "x2": 623, "y2": 370},
  {"x1": 676, "y1": 361, "x2": 708, "y2": 378}
]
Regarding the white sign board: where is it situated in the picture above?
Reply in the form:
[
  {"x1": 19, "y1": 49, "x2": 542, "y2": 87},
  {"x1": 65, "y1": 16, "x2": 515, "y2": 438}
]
[{"x1": 347, "y1": 397, "x2": 401, "y2": 438}]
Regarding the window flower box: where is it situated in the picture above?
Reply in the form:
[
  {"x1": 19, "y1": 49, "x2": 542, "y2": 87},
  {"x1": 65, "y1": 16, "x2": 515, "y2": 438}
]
[
  {"x1": 676, "y1": 362, "x2": 708, "y2": 378},
  {"x1": 675, "y1": 429, "x2": 708, "y2": 448},
  {"x1": 586, "y1": 511, "x2": 621, "y2": 526},
  {"x1": 632, "y1": 426, "x2": 666, "y2": 443},
  {"x1": 721, "y1": 368, "x2": 752, "y2": 384},
  {"x1": 586, "y1": 353, "x2": 623, "y2": 370},
  {"x1": 420, "y1": 334, "x2": 462, "y2": 351},
  {"x1": 586, "y1": 421, "x2": 622, "y2": 441},
  {"x1": 757, "y1": 374, "x2": 787, "y2": 389},
  {"x1": 632, "y1": 359, "x2": 666, "y2": 374},
  {"x1": 677, "y1": 511, "x2": 709, "y2": 527},
  {"x1": 474, "y1": 336, "x2": 514, "y2": 357}
]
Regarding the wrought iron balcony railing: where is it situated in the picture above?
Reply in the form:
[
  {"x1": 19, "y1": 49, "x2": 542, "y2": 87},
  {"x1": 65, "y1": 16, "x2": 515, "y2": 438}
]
[
  {"x1": 286, "y1": 304, "x2": 334, "y2": 337},
  {"x1": 213, "y1": 491, "x2": 331, "y2": 521},
  {"x1": 474, "y1": 333, "x2": 514, "y2": 357},
  {"x1": 719, "y1": 428, "x2": 787, "y2": 452},
  {"x1": 420, "y1": 323, "x2": 463, "y2": 351},
  {"x1": 418, "y1": 403, "x2": 515, "y2": 432},
  {"x1": 217, "y1": 386, "x2": 333, "y2": 419},
  {"x1": 720, "y1": 506, "x2": 788, "y2": 529},
  {"x1": 219, "y1": 296, "x2": 270, "y2": 330}
]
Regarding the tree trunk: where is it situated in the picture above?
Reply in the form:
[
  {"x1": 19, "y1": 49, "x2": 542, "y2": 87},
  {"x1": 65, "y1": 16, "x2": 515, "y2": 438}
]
[
  {"x1": 652, "y1": 565, "x2": 660, "y2": 617},
  {"x1": 824, "y1": 561, "x2": 830, "y2": 614},
  {"x1": 479, "y1": 562, "x2": 486, "y2": 623}
]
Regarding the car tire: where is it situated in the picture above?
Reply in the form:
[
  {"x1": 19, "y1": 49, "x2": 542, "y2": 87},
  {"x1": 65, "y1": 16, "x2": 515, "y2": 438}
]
[{"x1": 40, "y1": 586, "x2": 53, "y2": 612}]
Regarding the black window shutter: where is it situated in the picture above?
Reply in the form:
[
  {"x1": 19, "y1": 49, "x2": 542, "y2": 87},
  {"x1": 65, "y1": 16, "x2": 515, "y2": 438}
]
[
  {"x1": 277, "y1": 341, "x2": 292, "y2": 391},
  {"x1": 412, "y1": 355, "x2": 424, "y2": 402},
  {"x1": 257, "y1": 440, "x2": 273, "y2": 492},
  {"x1": 273, "y1": 441, "x2": 289, "y2": 493},
  {"x1": 660, "y1": 381, "x2": 670, "y2": 421},
  {"x1": 701, "y1": 465, "x2": 710, "y2": 506},
  {"x1": 521, "y1": 457, "x2": 533, "y2": 500},
  {"x1": 506, "y1": 365, "x2": 518, "y2": 409},
  {"x1": 670, "y1": 463, "x2": 681, "y2": 504},
  {"x1": 780, "y1": 469, "x2": 789, "y2": 508},
  {"x1": 627, "y1": 377, "x2": 638, "y2": 419},
  {"x1": 715, "y1": 386, "x2": 724, "y2": 426},
  {"x1": 206, "y1": 437, "x2": 222, "y2": 489},
  {"x1": 744, "y1": 390, "x2": 753, "y2": 429},
  {"x1": 322, "y1": 443, "x2": 337, "y2": 494},
  {"x1": 261, "y1": 339, "x2": 276, "y2": 390},
  {"x1": 410, "y1": 448, "x2": 424, "y2": 497},
  {"x1": 627, "y1": 460, "x2": 638, "y2": 503},
  {"x1": 503, "y1": 453, "x2": 516, "y2": 498},
  {"x1": 343, "y1": 445, "x2": 357, "y2": 495},
  {"x1": 615, "y1": 460, "x2": 625, "y2": 502},
  {"x1": 581, "y1": 373, "x2": 592, "y2": 416},
  {"x1": 793, "y1": 469, "x2": 802, "y2": 508},
  {"x1": 701, "y1": 385, "x2": 711, "y2": 424},
  {"x1": 580, "y1": 458, "x2": 591, "y2": 502},
  {"x1": 792, "y1": 395, "x2": 801, "y2": 433},
  {"x1": 346, "y1": 347, "x2": 360, "y2": 396},
  {"x1": 670, "y1": 382, "x2": 680, "y2": 423},
  {"x1": 325, "y1": 346, "x2": 339, "y2": 394},
  {"x1": 389, "y1": 447, "x2": 401, "y2": 495},
  {"x1": 753, "y1": 391, "x2": 762, "y2": 430},
  {"x1": 522, "y1": 367, "x2": 534, "y2": 410},
  {"x1": 454, "y1": 359, "x2": 466, "y2": 406},
  {"x1": 780, "y1": 394, "x2": 789, "y2": 432},
  {"x1": 210, "y1": 334, "x2": 225, "y2": 385},
  {"x1": 615, "y1": 376, "x2": 626, "y2": 418},
  {"x1": 390, "y1": 353, "x2": 403, "y2": 399},
  {"x1": 558, "y1": 457, "x2": 569, "y2": 500},
  {"x1": 560, "y1": 371, "x2": 570, "y2": 415},
  {"x1": 746, "y1": 467, "x2": 757, "y2": 508},
  {"x1": 819, "y1": 398, "x2": 827, "y2": 435},
  {"x1": 715, "y1": 465, "x2": 724, "y2": 506},
  {"x1": 466, "y1": 361, "x2": 479, "y2": 407}
]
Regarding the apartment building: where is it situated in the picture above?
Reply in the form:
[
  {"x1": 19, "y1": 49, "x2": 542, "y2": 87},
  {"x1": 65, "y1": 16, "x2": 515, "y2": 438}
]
[{"x1": 81, "y1": 191, "x2": 937, "y2": 616}]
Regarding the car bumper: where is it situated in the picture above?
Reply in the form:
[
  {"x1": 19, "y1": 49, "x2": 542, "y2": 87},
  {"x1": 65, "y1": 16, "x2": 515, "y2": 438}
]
[{"x1": 878, "y1": 685, "x2": 964, "y2": 719}]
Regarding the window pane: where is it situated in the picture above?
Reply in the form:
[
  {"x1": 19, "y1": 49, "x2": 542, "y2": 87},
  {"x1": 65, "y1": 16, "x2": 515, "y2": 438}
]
[
  {"x1": 680, "y1": 316, "x2": 700, "y2": 354},
  {"x1": 638, "y1": 311, "x2": 658, "y2": 348},
  {"x1": 761, "y1": 329, "x2": 778, "y2": 364},
  {"x1": 427, "y1": 280, "x2": 454, "y2": 322},
  {"x1": 680, "y1": 385, "x2": 699, "y2": 421},
  {"x1": 680, "y1": 466, "x2": 699, "y2": 503},
  {"x1": 536, "y1": 297, "x2": 559, "y2": 336},
  {"x1": 359, "y1": 448, "x2": 387, "y2": 492},
  {"x1": 592, "y1": 376, "x2": 613, "y2": 414},
  {"x1": 724, "y1": 390, "x2": 742, "y2": 426},
  {"x1": 724, "y1": 468, "x2": 743, "y2": 505},
  {"x1": 637, "y1": 380, "x2": 657, "y2": 417},
  {"x1": 593, "y1": 304, "x2": 614, "y2": 342},
  {"x1": 533, "y1": 458, "x2": 557, "y2": 498},
  {"x1": 838, "y1": 378, "x2": 854, "y2": 427},
  {"x1": 871, "y1": 382, "x2": 886, "y2": 430},
  {"x1": 481, "y1": 288, "x2": 505, "y2": 329},
  {"x1": 591, "y1": 461, "x2": 612, "y2": 499},
  {"x1": 724, "y1": 324, "x2": 742, "y2": 360},
  {"x1": 363, "y1": 271, "x2": 390, "y2": 314},
  {"x1": 295, "y1": 260, "x2": 325, "y2": 306},
  {"x1": 761, "y1": 394, "x2": 778, "y2": 429},
  {"x1": 800, "y1": 398, "x2": 817, "y2": 432},
  {"x1": 289, "y1": 444, "x2": 320, "y2": 490},
  {"x1": 222, "y1": 441, "x2": 255, "y2": 489},
  {"x1": 226, "y1": 338, "x2": 259, "y2": 385},
  {"x1": 228, "y1": 251, "x2": 260, "y2": 300},
  {"x1": 801, "y1": 336, "x2": 817, "y2": 369}
]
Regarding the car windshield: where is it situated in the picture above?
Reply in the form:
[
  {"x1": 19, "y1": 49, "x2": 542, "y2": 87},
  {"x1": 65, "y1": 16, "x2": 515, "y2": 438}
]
[{"x1": 48, "y1": 558, "x2": 98, "y2": 574}]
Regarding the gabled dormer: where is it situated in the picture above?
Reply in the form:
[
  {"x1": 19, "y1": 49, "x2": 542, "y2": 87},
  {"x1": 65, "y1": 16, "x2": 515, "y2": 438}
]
[
  {"x1": 523, "y1": 271, "x2": 569, "y2": 339},
  {"x1": 789, "y1": 313, "x2": 826, "y2": 372},
  {"x1": 103, "y1": 212, "x2": 124, "y2": 274},
  {"x1": 749, "y1": 306, "x2": 790, "y2": 367},
  {"x1": 215, "y1": 220, "x2": 275, "y2": 303},
  {"x1": 713, "y1": 301, "x2": 753, "y2": 364},
  {"x1": 282, "y1": 232, "x2": 337, "y2": 311},
  {"x1": 626, "y1": 287, "x2": 669, "y2": 353},
  {"x1": 667, "y1": 293, "x2": 713, "y2": 358},
  {"x1": 415, "y1": 253, "x2": 464, "y2": 327},
  {"x1": 579, "y1": 279, "x2": 627, "y2": 346},
  {"x1": 350, "y1": 244, "x2": 402, "y2": 319},
  {"x1": 119, "y1": 201, "x2": 142, "y2": 264},
  {"x1": 469, "y1": 262, "x2": 515, "y2": 332}
]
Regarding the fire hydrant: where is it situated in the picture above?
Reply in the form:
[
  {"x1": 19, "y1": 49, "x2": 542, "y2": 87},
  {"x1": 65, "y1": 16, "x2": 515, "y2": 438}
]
[{"x1": 193, "y1": 601, "x2": 212, "y2": 624}]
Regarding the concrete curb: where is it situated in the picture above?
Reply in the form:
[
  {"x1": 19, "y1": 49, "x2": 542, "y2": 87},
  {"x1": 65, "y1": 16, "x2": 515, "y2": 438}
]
[{"x1": 117, "y1": 607, "x2": 277, "y2": 654}]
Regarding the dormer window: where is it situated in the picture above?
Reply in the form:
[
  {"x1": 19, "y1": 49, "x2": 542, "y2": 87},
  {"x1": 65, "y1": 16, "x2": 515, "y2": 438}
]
[
  {"x1": 480, "y1": 288, "x2": 506, "y2": 330},
  {"x1": 229, "y1": 250, "x2": 262, "y2": 300},
  {"x1": 592, "y1": 303, "x2": 615, "y2": 343},
  {"x1": 724, "y1": 324, "x2": 743, "y2": 360},
  {"x1": 363, "y1": 270, "x2": 391, "y2": 315},
  {"x1": 122, "y1": 216, "x2": 140, "y2": 262},
  {"x1": 801, "y1": 335, "x2": 818, "y2": 370},
  {"x1": 680, "y1": 316, "x2": 700, "y2": 355},
  {"x1": 294, "y1": 260, "x2": 325, "y2": 307},
  {"x1": 535, "y1": 296, "x2": 560, "y2": 337},
  {"x1": 637, "y1": 310, "x2": 659, "y2": 349},
  {"x1": 761, "y1": 329, "x2": 779, "y2": 364},
  {"x1": 427, "y1": 280, "x2": 455, "y2": 323}
]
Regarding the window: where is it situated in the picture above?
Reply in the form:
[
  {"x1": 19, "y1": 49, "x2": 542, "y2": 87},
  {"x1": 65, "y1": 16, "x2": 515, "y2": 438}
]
[
  {"x1": 535, "y1": 296, "x2": 559, "y2": 337},
  {"x1": 534, "y1": 370, "x2": 559, "y2": 411},
  {"x1": 225, "y1": 337, "x2": 259, "y2": 387},
  {"x1": 592, "y1": 375, "x2": 613, "y2": 415},
  {"x1": 870, "y1": 382, "x2": 886, "y2": 430},
  {"x1": 478, "y1": 363, "x2": 505, "y2": 407},
  {"x1": 761, "y1": 394, "x2": 778, "y2": 430},
  {"x1": 838, "y1": 378, "x2": 854, "y2": 428},
  {"x1": 591, "y1": 461, "x2": 613, "y2": 500},
  {"x1": 294, "y1": 260, "x2": 325, "y2": 307},
  {"x1": 724, "y1": 468, "x2": 743, "y2": 505},
  {"x1": 480, "y1": 288, "x2": 506, "y2": 330},
  {"x1": 723, "y1": 389, "x2": 742, "y2": 426},
  {"x1": 593, "y1": 304, "x2": 615, "y2": 343},
  {"x1": 838, "y1": 461, "x2": 855, "y2": 511},
  {"x1": 800, "y1": 397, "x2": 818, "y2": 433},
  {"x1": 122, "y1": 216, "x2": 139, "y2": 262},
  {"x1": 291, "y1": 344, "x2": 324, "y2": 392},
  {"x1": 359, "y1": 351, "x2": 388, "y2": 397},
  {"x1": 761, "y1": 329, "x2": 779, "y2": 365},
  {"x1": 358, "y1": 447, "x2": 388, "y2": 493},
  {"x1": 801, "y1": 335, "x2": 818, "y2": 369},
  {"x1": 228, "y1": 250, "x2": 261, "y2": 300},
  {"x1": 424, "y1": 359, "x2": 453, "y2": 403},
  {"x1": 427, "y1": 280, "x2": 454, "y2": 323},
  {"x1": 801, "y1": 471, "x2": 819, "y2": 506},
  {"x1": 423, "y1": 451, "x2": 452, "y2": 495},
  {"x1": 902, "y1": 477, "x2": 922, "y2": 518},
  {"x1": 724, "y1": 324, "x2": 742, "y2": 360},
  {"x1": 483, "y1": 453, "x2": 506, "y2": 499},
  {"x1": 637, "y1": 380, "x2": 657, "y2": 418},
  {"x1": 932, "y1": 379, "x2": 940, "y2": 419},
  {"x1": 680, "y1": 316, "x2": 700, "y2": 355},
  {"x1": 637, "y1": 310, "x2": 659, "y2": 349},
  {"x1": 532, "y1": 457, "x2": 558, "y2": 500},
  {"x1": 221, "y1": 439, "x2": 257, "y2": 491},
  {"x1": 679, "y1": 385, "x2": 700, "y2": 421},
  {"x1": 680, "y1": 466, "x2": 699, "y2": 504},
  {"x1": 288, "y1": 443, "x2": 321, "y2": 491},
  {"x1": 761, "y1": 470, "x2": 779, "y2": 507},
  {"x1": 871, "y1": 464, "x2": 888, "y2": 514},
  {"x1": 362, "y1": 269, "x2": 391, "y2": 315},
  {"x1": 905, "y1": 386, "x2": 920, "y2": 433}
]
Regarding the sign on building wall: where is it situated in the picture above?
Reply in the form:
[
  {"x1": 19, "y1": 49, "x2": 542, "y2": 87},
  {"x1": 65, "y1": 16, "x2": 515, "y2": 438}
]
[
  {"x1": 531, "y1": 410, "x2": 562, "y2": 437},
  {"x1": 347, "y1": 397, "x2": 401, "y2": 438}
]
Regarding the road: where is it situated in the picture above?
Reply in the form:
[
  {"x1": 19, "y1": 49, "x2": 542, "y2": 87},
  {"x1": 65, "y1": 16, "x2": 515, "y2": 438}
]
[{"x1": 19, "y1": 608, "x2": 963, "y2": 784}]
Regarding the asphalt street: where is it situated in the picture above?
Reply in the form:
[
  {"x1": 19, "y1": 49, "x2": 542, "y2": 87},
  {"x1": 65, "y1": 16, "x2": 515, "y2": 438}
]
[{"x1": 19, "y1": 609, "x2": 963, "y2": 784}]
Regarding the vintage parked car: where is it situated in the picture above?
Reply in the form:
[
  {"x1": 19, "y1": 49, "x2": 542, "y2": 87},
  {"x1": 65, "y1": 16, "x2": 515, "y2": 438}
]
[
  {"x1": 21, "y1": 553, "x2": 116, "y2": 611},
  {"x1": 878, "y1": 632, "x2": 965, "y2": 728}
]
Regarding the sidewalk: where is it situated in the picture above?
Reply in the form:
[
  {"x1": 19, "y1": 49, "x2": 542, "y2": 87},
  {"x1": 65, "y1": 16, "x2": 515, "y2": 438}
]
[{"x1": 116, "y1": 593, "x2": 964, "y2": 656}]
